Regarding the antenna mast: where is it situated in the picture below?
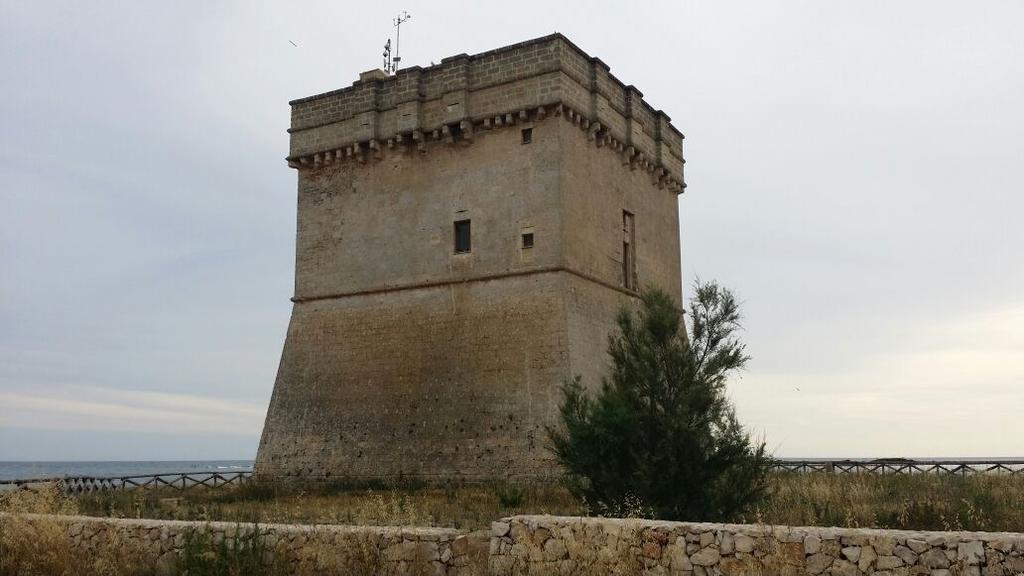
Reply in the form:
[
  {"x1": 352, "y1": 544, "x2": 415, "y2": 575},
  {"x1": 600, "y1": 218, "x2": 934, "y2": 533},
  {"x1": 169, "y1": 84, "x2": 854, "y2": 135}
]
[{"x1": 383, "y1": 11, "x2": 411, "y2": 74}]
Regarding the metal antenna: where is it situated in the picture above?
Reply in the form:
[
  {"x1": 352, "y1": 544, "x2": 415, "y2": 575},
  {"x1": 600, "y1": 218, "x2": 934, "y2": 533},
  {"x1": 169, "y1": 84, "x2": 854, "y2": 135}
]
[{"x1": 383, "y1": 11, "x2": 411, "y2": 74}]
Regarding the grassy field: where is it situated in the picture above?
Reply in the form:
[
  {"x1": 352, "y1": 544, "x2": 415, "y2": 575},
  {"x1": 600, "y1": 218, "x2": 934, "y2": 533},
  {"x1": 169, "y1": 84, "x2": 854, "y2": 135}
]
[
  {"x1": 67, "y1": 473, "x2": 1024, "y2": 533},
  {"x1": 2, "y1": 476, "x2": 1022, "y2": 576}
]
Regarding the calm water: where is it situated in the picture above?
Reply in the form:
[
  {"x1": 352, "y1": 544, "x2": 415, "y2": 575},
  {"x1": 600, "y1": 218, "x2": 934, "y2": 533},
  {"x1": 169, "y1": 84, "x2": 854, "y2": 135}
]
[{"x1": 0, "y1": 460, "x2": 253, "y2": 482}]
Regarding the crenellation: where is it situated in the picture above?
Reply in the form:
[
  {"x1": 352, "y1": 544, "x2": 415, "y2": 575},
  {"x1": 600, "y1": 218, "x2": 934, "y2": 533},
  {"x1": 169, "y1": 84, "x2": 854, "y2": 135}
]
[{"x1": 286, "y1": 34, "x2": 684, "y2": 193}]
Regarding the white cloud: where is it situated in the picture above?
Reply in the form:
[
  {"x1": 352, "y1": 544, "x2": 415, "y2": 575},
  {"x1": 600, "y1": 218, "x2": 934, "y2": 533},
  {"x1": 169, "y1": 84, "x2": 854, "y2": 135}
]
[
  {"x1": 0, "y1": 385, "x2": 264, "y2": 437},
  {"x1": 732, "y1": 303, "x2": 1024, "y2": 457}
]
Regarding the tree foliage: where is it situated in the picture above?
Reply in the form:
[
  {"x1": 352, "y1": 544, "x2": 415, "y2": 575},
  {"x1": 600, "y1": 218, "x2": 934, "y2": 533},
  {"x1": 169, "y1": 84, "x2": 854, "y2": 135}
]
[{"x1": 547, "y1": 281, "x2": 769, "y2": 521}]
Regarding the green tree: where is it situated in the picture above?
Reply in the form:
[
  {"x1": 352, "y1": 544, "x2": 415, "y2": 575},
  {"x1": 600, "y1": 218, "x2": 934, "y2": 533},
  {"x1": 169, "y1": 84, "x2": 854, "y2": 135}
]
[{"x1": 547, "y1": 281, "x2": 769, "y2": 521}]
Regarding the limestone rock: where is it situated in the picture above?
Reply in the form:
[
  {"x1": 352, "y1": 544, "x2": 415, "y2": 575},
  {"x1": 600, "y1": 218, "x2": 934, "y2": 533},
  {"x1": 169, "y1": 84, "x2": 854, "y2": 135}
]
[
  {"x1": 841, "y1": 546, "x2": 862, "y2": 563},
  {"x1": 959, "y1": 540, "x2": 985, "y2": 565},
  {"x1": 858, "y1": 545, "x2": 877, "y2": 572},
  {"x1": 830, "y1": 558, "x2": 861, "y2": 576},
  {"x1": 920, "y1": 547, "x2": 951, "y2": 569},
  {"x1": 721, "y1": 532, "x2": 735, "y2": 555},
  {"x1": 872, "y1": 535, "x2": 898, "y2": 556},
  {"x1": 907, "y1": 539, "x2": 930, "y2": 553},
  {"x1": 543, "y1": 538, "x2": 567, "y2": 561},
  {"x1": 894, "y1": 545, "x2": 918, "y2": 566},
  {"x1": 876, "y1": 555, "x2": 903, "y2": 570},
  {"x1": 805, "y1": 553, "x2": 834, "y2": 575},
  {"x1": 691, "y1": 547, "x2": 721, "y2": 566},
  {"x1": 805, "y1": 535, "x2": 822, "y2": 555}
]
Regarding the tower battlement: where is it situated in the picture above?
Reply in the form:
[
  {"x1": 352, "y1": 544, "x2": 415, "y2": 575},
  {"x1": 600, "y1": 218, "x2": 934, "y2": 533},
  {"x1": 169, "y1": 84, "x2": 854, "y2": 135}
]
[{"x1": 287, "y1": 34, "x2": 685, "y2": 193}]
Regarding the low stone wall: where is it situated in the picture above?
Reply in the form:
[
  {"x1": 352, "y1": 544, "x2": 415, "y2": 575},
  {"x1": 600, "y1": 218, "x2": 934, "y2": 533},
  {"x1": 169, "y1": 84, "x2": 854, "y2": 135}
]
[
  {"x1": 3, "y1": 513, "x2": 485, "y2": 575},
  {"x1": 490, "y1": 516, "x2": 1024, "y2": 576},
  {"x1": 5, "y1": 513, "x2": 1023, "y2": 575}
]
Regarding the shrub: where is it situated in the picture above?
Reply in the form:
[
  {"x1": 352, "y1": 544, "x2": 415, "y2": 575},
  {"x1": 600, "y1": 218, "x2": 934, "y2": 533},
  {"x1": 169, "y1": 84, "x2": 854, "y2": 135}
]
[
  {"x1": 548, "y1": 281, "x2": 770, "y2": 522},
  {"x1": 493, "y1": 485, "x2": 525, "y2": 509},
  {"x1": 176, "y1": 524, "x2": 268, "y2": 576}
]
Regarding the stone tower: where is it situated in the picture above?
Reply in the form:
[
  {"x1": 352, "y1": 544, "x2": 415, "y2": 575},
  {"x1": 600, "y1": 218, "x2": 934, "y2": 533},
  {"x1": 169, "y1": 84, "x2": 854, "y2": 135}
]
[{"x1": 255, "y1": 34, "x2": 685, "y2": 483}]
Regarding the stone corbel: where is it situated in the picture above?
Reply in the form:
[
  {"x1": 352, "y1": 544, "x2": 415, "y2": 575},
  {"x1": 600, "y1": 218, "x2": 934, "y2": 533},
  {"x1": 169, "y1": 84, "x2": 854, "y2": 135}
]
[
  {"x1": 588, "y1": 122, "x2": 602, "y2": 142},
  {"x1": 536, "y1": 106, "x2": 546, "y2": 121},
  {"x1": 369, "y1": 139, "x2": 382, "y2": 160},
  {"x1": 653, "y1": 168, "x2": 667, "y2": 188},
  {"x1": 460, "y1": 120, "x2": 474, "y2": 142},
  {"x1": 412, "y1": 130, "x2": 426, "y2": 153}
]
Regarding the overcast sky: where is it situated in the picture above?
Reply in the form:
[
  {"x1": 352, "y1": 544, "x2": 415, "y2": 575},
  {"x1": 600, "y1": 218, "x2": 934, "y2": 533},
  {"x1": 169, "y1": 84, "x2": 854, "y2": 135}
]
[{"x1": 2, "y1": 1, "x2": 1021, "y2": 461}]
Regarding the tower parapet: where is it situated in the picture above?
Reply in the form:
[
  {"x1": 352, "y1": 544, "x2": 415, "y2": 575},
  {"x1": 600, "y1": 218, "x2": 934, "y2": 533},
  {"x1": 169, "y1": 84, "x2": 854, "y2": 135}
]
[{"x1": 286, "y1": 34, "x2": 685, "y2": 193}]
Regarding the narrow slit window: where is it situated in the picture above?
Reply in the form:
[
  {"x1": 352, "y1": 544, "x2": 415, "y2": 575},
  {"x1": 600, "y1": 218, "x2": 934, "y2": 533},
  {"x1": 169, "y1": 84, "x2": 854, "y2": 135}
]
[
  {"x1": 521, "y1": 128, "x2": 533, "y2": 144},
  {"x1": 454, "y1": 219, "x2": 472, "y2": 253},
  {"x1": 622, "y1": 211, "x2": 636, "y2": 290},
  {"x1": 521, "y1": 232, "x2": 534, "y2": 249}
]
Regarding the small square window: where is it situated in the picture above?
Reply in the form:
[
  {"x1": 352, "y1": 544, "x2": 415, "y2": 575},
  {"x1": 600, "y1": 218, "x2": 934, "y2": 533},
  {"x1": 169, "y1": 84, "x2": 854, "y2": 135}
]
[
  {"x1": 454, "y1": 219, "x2": 471, "y2": 253},
  {"x1": 521, "y1": 232, "x2": 534, "y2": 249},
  {"x1": 521, "y1": 128, "x2": 533, "y2": 144}
]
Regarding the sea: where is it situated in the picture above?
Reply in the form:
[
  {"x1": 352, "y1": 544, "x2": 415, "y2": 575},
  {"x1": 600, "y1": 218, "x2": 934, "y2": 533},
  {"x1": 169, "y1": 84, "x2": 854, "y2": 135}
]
[{"x1": 0, "y1": 460, "x2": 254, "y2": 482}]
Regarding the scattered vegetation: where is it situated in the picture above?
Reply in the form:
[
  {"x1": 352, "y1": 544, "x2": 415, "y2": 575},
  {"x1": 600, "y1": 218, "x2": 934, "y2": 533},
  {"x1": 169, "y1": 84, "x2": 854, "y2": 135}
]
[
  {"x1": 750, "y1": 472, "x2": 1024, "y2": 532},
  {"x1": 75, "y1": 480, "x2": 581, "y2": 530},
  {"x1": 0, "y1": 483, "x2": 155, "y2": 576},
  {"x1": 175, "y1": 526, "x2": 270, "y2": 576},
  {"x1": 493, "y1": 484, "x2": 526, "y2": 509},
  {"x1": 548, "y1": 282, "x2": 770, "y2": 522},
  {"x1": 68, "y1": 472, "x2": 1024, "y2": 532},
  {"x1": 2, "y1": 473, "x2": 1022, "y2": 575}
]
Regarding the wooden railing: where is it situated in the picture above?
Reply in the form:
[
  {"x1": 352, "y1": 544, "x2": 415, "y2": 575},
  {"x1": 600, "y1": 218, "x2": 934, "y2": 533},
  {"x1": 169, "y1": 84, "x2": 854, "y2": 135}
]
[
  {"x1": 3, "y1": 460, "x2": 1021, "y2": 494},
  {"x1": 770, "y1": 459, "x2": 1024, "y2": 475},
  {"x1": 0, "y1": 471, "x2": 253, "y2": 494}
]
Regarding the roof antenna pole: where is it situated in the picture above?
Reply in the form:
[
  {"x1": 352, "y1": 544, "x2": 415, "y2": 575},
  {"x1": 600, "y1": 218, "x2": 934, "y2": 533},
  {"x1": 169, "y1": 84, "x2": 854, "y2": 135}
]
[{"x1": 384, "y1": 11, "x2": 411, "y2": 75}]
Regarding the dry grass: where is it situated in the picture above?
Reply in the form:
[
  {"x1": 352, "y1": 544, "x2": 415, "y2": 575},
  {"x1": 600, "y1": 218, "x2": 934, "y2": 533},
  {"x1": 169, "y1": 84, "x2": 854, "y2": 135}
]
[
  {"x1": 0, "y1": 484, "x2": 80, "y2": 576},
  {"x1": 0, "y1": 483, "x2": 157, "y2": 576},
  {"x1": 72, "y1": 473, "x2": 1024, "y2": 533},
  {"x1": 77, "y1": 481, "x2": 583, "y2": 530},
  {"x1": 748, "y1": 472, "x2": 1024, "y2": 532},
  {"x1": 2, "y1": 474, "x2": 1022, "y2": 575}
]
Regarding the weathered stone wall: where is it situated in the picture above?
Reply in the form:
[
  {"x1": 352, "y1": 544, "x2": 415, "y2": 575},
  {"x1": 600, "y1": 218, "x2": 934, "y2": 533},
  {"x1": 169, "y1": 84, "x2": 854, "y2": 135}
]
[
  {"x1": 290, "y1": 115, "x2": 564, "y2": 300},
  {"x1": 256, "y1": 34, "x2": 686, "y2": 483},
  {"x1": 3, "y1": 513, "x2": 483, "y2": 575},
  {"x1": 490, "y1": 516, "x2": 1024, "y2": 576},
  {"x1": 258, "y1": 273, "x2": 572, "y2": 482},
  {"x1": 7, "y1": 513, "x2": 1023, "y2": 575}
]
